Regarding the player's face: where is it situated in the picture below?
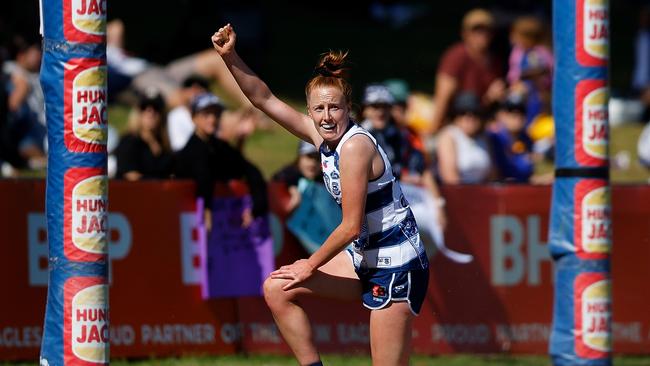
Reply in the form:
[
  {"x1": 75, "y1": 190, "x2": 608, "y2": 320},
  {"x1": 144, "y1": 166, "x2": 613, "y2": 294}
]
[{"x1": 307, "y1": 86, "x2": 350, "y2": 146}]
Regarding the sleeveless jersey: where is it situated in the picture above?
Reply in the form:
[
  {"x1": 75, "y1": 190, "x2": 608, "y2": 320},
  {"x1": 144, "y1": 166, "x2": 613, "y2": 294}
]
[{"x1": 319, "y1": 123, "x2": 428, "y2": 272}]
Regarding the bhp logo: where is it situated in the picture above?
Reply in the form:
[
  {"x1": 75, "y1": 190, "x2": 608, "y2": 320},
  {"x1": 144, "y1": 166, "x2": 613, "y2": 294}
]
[
  {"x1": 28, "y1": 213, "x2": 131, "y2": 285},
  {"x1": 27, "y1": 212, "x2": 203, "y2": 286}
]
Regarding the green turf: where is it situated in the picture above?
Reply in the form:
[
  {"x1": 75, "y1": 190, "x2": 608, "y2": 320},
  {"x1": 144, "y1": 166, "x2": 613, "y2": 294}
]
[
  {"x1": 243, "y1": 124, "x2": 299, "y2": 179},
  {"x1": 610, "y1": 123, "x2": 650, "y2": 183}
]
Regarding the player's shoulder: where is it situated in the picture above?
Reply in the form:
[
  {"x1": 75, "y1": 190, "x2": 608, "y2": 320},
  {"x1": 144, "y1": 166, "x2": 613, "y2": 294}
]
[{"x1": 341, "y1": 132, "x2": 375, "y2": 158}]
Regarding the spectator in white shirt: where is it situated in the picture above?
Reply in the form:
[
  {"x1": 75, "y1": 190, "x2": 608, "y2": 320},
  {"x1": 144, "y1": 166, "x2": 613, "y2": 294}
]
[{"x1": 167, "y1": 75, "x2": 210, "y2": 152}]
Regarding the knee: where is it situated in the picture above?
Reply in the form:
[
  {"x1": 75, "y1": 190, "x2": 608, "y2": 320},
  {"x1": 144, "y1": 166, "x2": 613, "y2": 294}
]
[{"x1": 263, "y1": 276, "x2": 290, "y2": 310}]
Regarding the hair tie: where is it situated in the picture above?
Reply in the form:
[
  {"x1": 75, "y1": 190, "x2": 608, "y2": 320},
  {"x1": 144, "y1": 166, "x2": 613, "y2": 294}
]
[{"x1": 315, "y1": 65, "x2": 334, "y2": 77}]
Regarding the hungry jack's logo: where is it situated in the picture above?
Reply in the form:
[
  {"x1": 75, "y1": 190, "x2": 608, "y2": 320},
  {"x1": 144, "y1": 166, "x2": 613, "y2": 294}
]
[
  {"x1": 576, "y1": 0, "x2": 608, "y2": 66},
  {"x1": 64, "y1": 277, "x2": 109, "y2": 365},
  {"x1": 64, "y1": 58, "x2": 108, "y2": 153},
  {"x1": 64, "y1": 167, "x2": 108, "y2": 262},
  {"x1": 574, "y1": 273, "x2": 611, "y2": 359},
  {"x1": 574, "y1": 179, "x2": 611, "y2": 259},
  {"x1": 575, "y1": 79, "x2": 608, "y2": 166},
  {"x1": 64, "y1": 0, "x2": 106, "y2": 43}
]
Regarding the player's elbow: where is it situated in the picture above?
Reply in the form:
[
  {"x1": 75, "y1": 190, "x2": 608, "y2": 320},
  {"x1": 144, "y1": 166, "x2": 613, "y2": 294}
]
[{"x1": 340, "y1": 222, "x2": 362, "y2": 241}]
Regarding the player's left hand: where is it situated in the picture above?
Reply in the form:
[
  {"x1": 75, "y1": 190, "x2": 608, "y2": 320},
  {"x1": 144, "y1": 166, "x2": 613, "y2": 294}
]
[{"x1": 270, "y1": 259, "x2": 316, "y2": 290}]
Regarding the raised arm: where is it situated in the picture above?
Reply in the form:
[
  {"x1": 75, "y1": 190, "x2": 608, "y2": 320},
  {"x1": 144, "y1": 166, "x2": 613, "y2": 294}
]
[{"x1": 212, "y1": 24, "x2": 320, "y2": 145}]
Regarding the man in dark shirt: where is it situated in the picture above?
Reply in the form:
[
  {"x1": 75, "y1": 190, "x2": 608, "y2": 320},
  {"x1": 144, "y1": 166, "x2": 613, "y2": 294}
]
[{"x1": 175, "y1": 93, "x2": 268, "y2": 230}]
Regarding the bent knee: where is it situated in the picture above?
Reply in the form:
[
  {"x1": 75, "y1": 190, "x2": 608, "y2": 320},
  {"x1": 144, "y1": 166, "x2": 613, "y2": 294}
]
[{"x1": 263, "y1": 276, "x2": 292, "y2": 308}]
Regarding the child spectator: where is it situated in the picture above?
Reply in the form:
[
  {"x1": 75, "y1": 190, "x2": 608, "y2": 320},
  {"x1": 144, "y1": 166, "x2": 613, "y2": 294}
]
[
  {"x1": 272, "y1": 140, "x2": 323, "y2": 213},
  {"x1": 507, "y1": 15, "x2": 554, "y2": 126},
  {"x1": 488, "y1": 94, "x2": 534, "y2": 182}
]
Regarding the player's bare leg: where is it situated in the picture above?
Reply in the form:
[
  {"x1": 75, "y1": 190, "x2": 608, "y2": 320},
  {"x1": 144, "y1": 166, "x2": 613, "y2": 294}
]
[
  {"x1": 369, "y1": 302, "x2": 414, "y2": 366},
  {"x1": 263, "y1": 251, "x2": 360, "y2": 365}
]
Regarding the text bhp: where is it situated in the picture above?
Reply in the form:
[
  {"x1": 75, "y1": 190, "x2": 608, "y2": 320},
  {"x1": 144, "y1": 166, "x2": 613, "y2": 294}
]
[{"x1": 490, "y1": 215, "x2": 551, "y2": 286}]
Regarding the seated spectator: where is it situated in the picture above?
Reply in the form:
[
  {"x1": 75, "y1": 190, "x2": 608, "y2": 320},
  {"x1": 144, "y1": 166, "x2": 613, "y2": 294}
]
[
  {"x1": 114, "y1": 89, "x2": 174, "y2": 180},
  {"x1": 167, "y1": 75, "x2": 210, "y2": 152},
  {"x1": 431, "y1": 8, "x2": 506, "y2": 133},
  {"x1": 436, "y1": 92, "x2": 492, "y2": 184},
  {"x1": 487, "y1": 95, "x2": 534, "y2": 182},
  {"x1": 360, "y1": 84, "x2": 425, "y2": 180},
  {"x1": 272, "y1": 140, "x2": 323, "y2": 213},
  {"x1": 507, "y1": 15, "x2": 554, "y2": 126},
  {"x1": 175, "y1": 93, "x2": 268, "y2": 231},
  {"x1": 107, "y1": 19, "x2": 250, "y2": 108},
  {"x1": 2, "y1": 36, "x2": 46, "y2": 171}
]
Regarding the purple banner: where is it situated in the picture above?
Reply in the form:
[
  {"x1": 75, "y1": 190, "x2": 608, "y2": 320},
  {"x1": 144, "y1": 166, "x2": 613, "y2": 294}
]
[{"x1": 203, "y1": 196, "x2": 274, "y2": 298}]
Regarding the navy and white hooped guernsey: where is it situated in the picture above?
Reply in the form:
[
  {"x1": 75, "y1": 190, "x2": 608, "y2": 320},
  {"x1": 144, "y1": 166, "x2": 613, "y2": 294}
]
[{"x1": 319, "y1": 123, "x2": 429, "y2": 273}]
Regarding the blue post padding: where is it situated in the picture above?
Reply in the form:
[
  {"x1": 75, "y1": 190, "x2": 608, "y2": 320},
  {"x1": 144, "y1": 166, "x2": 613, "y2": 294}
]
[
  {"x1": 40, "y1": 0, "x2": 64, "y2": 42},
  {"x1": 39, "y1": 0, "x2": 108, "y2": 364},
  {"x1": 41, "y1": 39, "x2": 107, "y2": 261},
  {"x1": 40, "y1": 264, "x2": 108, "y2": 365},
  {"x1": 549, "y1": 177, "x2": 612, "y2": 260},
  {"x1": 553, "y1": 0, "x2": 608, "y2": 169},
  {"x1": 550, "y1": 0, "x2": 611, "y2": 365},
  {"x1": 550, "y1": 256, "x2": 611, "y2": 366},
  {"x1": 548, "y1": 178, "x2": 575, "y2": 259}
]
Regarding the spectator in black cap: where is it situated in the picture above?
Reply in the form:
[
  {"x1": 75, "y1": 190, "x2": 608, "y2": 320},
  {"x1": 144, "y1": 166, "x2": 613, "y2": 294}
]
[
  {"x1": 436, "y1": 92, "x2": 492, "y2": 184},
  {"x1": 114, "y1": 88, "x2": 173, "y2": 181},
  {"x1": 487, "y1": 94, "x2": 534, "y2": 182},
  {"x1": 175, "y1": 92, "x2": 268, "y2": 231}
]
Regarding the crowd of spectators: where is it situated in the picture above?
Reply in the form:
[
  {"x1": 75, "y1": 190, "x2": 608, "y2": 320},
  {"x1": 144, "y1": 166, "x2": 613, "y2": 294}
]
[{"x1": 2, "y1": 7, "x2": 650, "y2": 189}]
